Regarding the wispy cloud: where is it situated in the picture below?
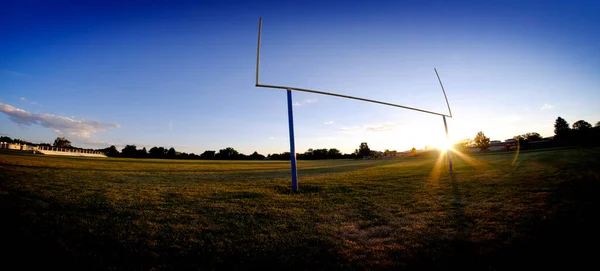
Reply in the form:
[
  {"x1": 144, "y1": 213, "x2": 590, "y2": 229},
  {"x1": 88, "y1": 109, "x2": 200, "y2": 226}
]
[
  {"x1": 365, "y1": 122, "x2": 401, "y2": 132},
  {"x1": 324, "y1": 121, "x2": 334, "y2": 125},
  {"x1": 540, "y1": 104, "x2": 554, "y2": 110},
  {"x1": 339, "y1": 122, "x2": 402, "y2": 133},
  {"x1": 0, "y1": 102, "x2": 120, "y2": 140},
  {"x1": 268, "y1": 136, "x2": 276, "y2": 140},
  {"x1": 19, "y1": 97, "x2": 38, "y2": 105},
  {"x1": 292, "y1": 99, "x2": 317, "y2": 107}
]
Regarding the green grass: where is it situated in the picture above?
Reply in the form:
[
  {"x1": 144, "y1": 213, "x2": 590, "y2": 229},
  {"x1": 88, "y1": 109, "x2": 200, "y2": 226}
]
[{"x1": 1, "y1": 148, "x2": 599, "y2": 270}]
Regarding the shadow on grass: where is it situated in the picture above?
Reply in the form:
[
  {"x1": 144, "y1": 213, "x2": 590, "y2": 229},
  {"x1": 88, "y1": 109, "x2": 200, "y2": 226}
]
[
  {"x1": 0, "y1": 185, "x2": 345, "y2": 270},
  {"x1": 272, "y1": 184, "x2": 322, "y2": 194},
  {"x1": 449, "y1": 172, "x2": 468, "y2": 234}
]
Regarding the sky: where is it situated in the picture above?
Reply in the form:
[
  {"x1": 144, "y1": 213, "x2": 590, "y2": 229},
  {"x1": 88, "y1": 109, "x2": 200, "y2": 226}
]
[{"x1": 1, "y1": 0, "x2": 599, "y2": 155}]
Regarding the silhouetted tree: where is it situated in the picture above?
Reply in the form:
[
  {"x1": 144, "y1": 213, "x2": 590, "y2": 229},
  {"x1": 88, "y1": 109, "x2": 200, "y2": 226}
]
[
  {"x1": 474, "y1": 131, "x2": 491, "y2": 151},
  {"x1": 216, "y1": 147, "x2": 239, "y2": 160},
  {"x1": 313, "y1": 149, "x2": 328, "y2": 159},
  {"x1": 103, "y1": 145, "x2": 119, "y2": 157},
  {"x1": 121, "y1": 145, "x2": 137, "y2": 158},
  {"x1": 302, "y1": 148, "x2": 314, "y2": 160},
  {"x1": 571, "y1": 120, "x2": 595, "y2": 145},
  {"x1": 166, "y1": 147, "x2": 176, "y2": 159},
  {"x1": 554, "y1": 117, "x2": 570, "y2": 135},
  {"x1": 149, "y1": 147, "x2": 167, "y2": 158},
  {"x1": 328, "y1": 148, "x2": 342, "y2": 159},
  {"x1": 595, "y1": 121, "x2": 600, "y2": 128},
  {"x1": 200, "y1": 150, "x2": 216, "y2": 159},
  {"x1": 249, "y1": 151, "x2": 265, "y2": 160},
  {"x1": 522, "y1": 132, "x2": 543, "y2": 141},
  {"x1": 136, "y1": 147, "x2": 148, "y2": 158},
  {"x1": 359, "y1": 142, "x2": 371, "y2": 158},
  {"x1": 53, "y1": 137, "x2": 72, "y2": 148},
  {"x1": 554, "y1": 117, "x2": 573, "y2": 146},
  {"x1": 573, "y1": 120, "x2": 592, "y2": 130}
]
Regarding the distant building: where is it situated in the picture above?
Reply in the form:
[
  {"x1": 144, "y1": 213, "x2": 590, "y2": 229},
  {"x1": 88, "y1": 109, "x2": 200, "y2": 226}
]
[{"x1": 468, "y1": 139, "x2": 517, "y2": 153}]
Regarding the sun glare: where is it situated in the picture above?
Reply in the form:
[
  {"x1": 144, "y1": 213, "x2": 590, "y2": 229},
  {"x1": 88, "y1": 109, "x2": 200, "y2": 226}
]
[{"x1": 433, "y1": 139, "x2": 452, "y2": 152}]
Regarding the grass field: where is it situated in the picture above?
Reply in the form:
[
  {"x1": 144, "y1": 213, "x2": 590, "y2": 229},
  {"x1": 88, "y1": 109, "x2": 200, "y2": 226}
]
[{"x1": 1, "y1": 148, "x2": 599, "y2": 270}]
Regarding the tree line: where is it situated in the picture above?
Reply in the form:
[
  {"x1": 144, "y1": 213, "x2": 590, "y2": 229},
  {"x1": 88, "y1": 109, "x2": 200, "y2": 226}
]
[
  {"x1": 5, "y1": 116, "x2": 595, "y2": 159},
  {"x1": 98, "y1": 144, "x2": 368, "y2": 160},
  {"x1": 454, "y1": 117, "x2": 600, "y2": 152},
  {"x1": 2, "y1": 135, "x2": 393, "y2": 161}
]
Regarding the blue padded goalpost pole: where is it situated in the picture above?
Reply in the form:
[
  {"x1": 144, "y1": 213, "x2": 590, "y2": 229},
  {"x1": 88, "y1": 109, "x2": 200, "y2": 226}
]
[{"x1": 287, "y1": 89, "x2": 299, "y2": 191}]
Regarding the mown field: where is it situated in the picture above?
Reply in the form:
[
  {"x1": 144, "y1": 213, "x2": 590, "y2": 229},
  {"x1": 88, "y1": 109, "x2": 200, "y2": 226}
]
[{"x1": 1, "y1": 148, "x2": 599, "y2": 270}]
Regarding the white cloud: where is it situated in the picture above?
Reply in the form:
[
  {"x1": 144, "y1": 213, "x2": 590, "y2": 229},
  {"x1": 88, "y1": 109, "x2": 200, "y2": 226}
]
[
  {"x1": 0, "y1": 102, "x2": 120, "y2": 140},
  {"x1": 339, "y1": 122, "x2": 402, "y2": 133},
  {"x1": 324, "y1": 121, "x2": 334, "y2": 125},
  {"x1": 338, "y1": 125, "x2": 362, "y2": 134},
  {"x1": 292, "y1": 99, "x2": 317, "y2": 107},
  {"x1": 541, "y1": 104, "x2": 554, "y2": 110},
  {"x1": 19, "y1": 97, "x2": 25, "y2": 101}
]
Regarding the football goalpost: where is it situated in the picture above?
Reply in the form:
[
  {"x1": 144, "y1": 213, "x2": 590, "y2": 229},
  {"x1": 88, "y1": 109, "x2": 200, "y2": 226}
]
[{"x1": 254, "y1": 18, "x2": 453, "y2": 192}]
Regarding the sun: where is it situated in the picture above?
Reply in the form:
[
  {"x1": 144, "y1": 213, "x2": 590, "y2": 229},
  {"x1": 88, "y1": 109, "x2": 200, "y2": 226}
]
[{"x1": 433, "y1": 138, "x2": 453, "y2": 152}]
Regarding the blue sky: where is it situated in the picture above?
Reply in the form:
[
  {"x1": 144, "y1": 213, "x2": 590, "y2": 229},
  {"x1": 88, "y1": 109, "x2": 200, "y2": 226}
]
[{"x1": 1, "y1": 0, "x2": 599, "y2": 154}]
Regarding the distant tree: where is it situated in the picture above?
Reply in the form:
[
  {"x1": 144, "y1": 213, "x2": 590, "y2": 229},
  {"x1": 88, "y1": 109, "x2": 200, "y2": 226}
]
[
  {"x1": 271, "y1": 152, "x2": 291, "y2": 160},
  {"x1": 53, "y1": 137, "x2": 72, "y2": 148},
  {"x1": 200, "y1": 150, "x2": 216, "y2": 159},
  {"x1": 572, "y1": 120, "x2": 592, "y2": 130},
  {"x1": 454, "y1": 138, "x2": 473, "y2": 152},
  {"x1": 358, "y1": 142, "x2": 371, "y2": 158},
  {"x1": 410, "y1": 147, "x2": 417, "y2": 155},
  {"x1": 522, "y1": 132, "x2": 543, "y2": 141},
  {"x1": 302, "y1": 148, "x2": 314, "y2": 160},
  {"x1": 474, "y1": 131, "x2": 491, "y2": 151},
  {"x1": 136, "y1": 147, "x2": 148, "y2": 158},
  {"x1": 313, "y1": 149, "x2": 328, "y2": 159},
  {"x1": 554, "y1": 117, "x2": 570, "y2": 135},
  {"x1": 512, "y1": 135, "x2": 528, "y2": 150},
  {"x1": 249, "y1": 151, "x2": 265, "y2": 160},
  {"x1": 216, "y1": 147, "x2": 239, "y2": 160},
  {"x1": 327, "y1": 148, "x2": 342, "y2": 159},
  {"x1": 0, "y1": 136, "x2": 12, "y2": 143},
  {"x1": 596, "y1": 121, "x2": 600, "y2": 128},
  {"x1": 166, "y1": 147, "x2": 176, "y2": 159},
  {"x1": 121, "y1": 145, "x2": 137, "y2": 158},
  {"x1": 149, "y1": 147, "x2": 167, "y2": 158},
  {"x1": 343, "y1": 153, "x2": 358, "y2": 159},
  {"x1": 104, "y1": 145, "x2": 119, "y2": 157}
]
